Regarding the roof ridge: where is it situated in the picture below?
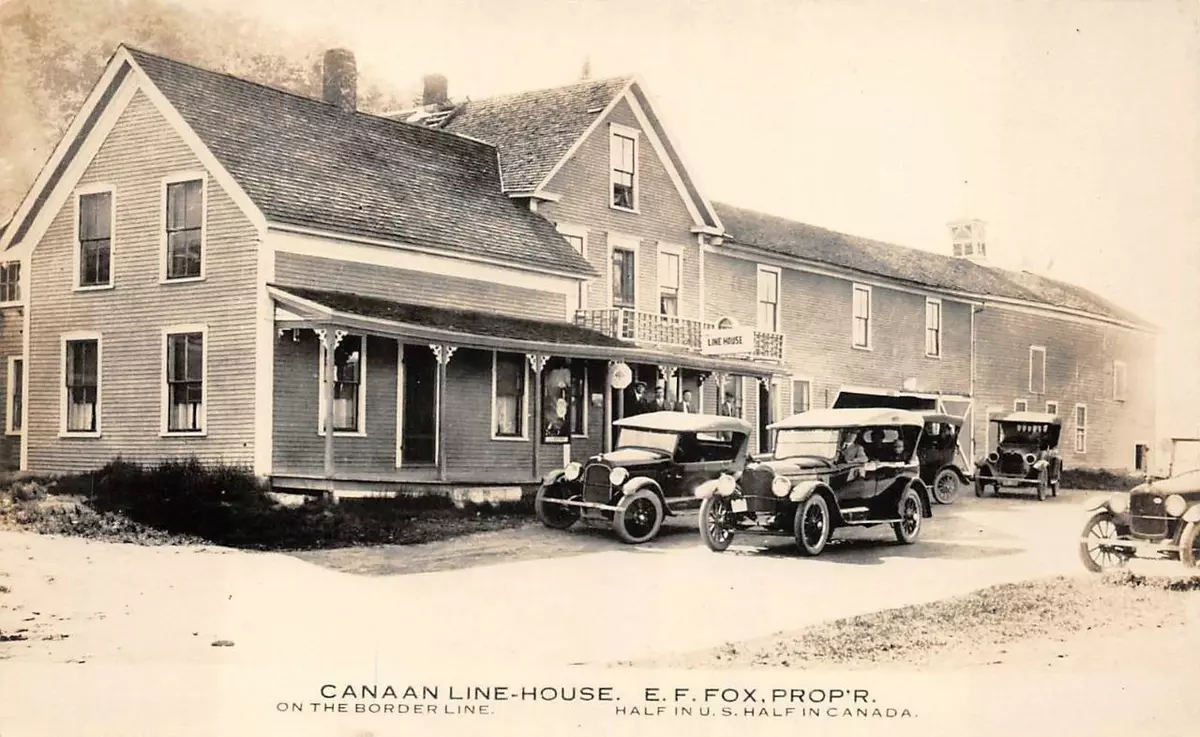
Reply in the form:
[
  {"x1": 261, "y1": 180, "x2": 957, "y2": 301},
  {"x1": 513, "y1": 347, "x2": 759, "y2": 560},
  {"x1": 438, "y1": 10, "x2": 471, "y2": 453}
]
[{"x1": 463, "y1": 74, "x2": 633, "y2": 105}]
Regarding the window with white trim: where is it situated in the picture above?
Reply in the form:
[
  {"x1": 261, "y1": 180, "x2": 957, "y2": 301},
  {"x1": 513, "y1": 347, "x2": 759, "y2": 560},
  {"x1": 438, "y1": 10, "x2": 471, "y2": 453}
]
[
  {"x1": 0, "y1": 261, "x2": 20, "y2": 303},
  {"x1": 78, "y1": 191, "x2": 112, "y2": 288},
  {"x1": 541, "y1": 358, "x2": 587, "y2": 441},
  {"x1": 925, "y1": 298, "x2": 942, "y2": 357},
  {"x1": 612, "y1": 247, "x2": 635, "y2": 308},
  {"x1": 610, "y1": 126, "x2": 638, "y2": 211},
  {"x1": 852, "y1": 284, "x2": 872, "y2": 348},
  {"x1": 1045, "y1": 401, "x2": 1059, "y2": 416},
  {"x1": 792, "y1": 379, "x2": 811, "y2": 414},
  {"x1": 757, "y1": 266, "x2": 780, "y2": 333},
  {"x1": 558, "y1": 229, "x2": 588, "y2": 311},
  {"x1": 165, "y1": 179, "x2": 204, "y2": 280},
  {"x1": 165, "y1": 331, "x2": 205, "y2": 433},
  {"x1": 64, "y1": 337, "x2": 100, "y2": 433},
  {"x1": 493, "y1": 352, "x2": 528, "y2": 438},
  {"x1": 1029, "y1": 346, "x2": 1046, "y2": 394},
  {"x1": 6, "y1": 357, "x2": 22, "y2": 435},
  {"x1": 658, "y1": 248, "x2": 681, "y2": 316},
  {"x1": 1074, "y1": 404, "x2": 1087, "y2": 453},
  {"x1": 1113, "y1": 360, "x2": 1128, "y2": 401},
  {"x1": 1014, "y1": 399, "x2": 1028, "y2": 412},
  {"x1": 318, "y1": 335, "x2": 365, "y2": 433}
]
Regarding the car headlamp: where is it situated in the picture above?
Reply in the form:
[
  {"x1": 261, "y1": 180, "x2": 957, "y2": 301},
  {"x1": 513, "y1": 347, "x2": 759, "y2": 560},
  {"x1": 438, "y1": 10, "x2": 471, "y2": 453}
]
[
  {"x1": 1024, "y1": 453, "x2": 1037, "y2": 465},
  {"x1": 716, "y1": 474, "x2": 737, "y2": 496},
  {"x1": 771, "y1": 475, "x2": 792, "y2": 497},
  {"x1": 1108, "y1": 492, "x2": 1129, "y2": 515},
  {"x1": 1165, "y1": 494, "x2": 1187, "y2": 517},
  {"x1": 563, "y1": 462, "x2": 582, "y2": 482},
  {"x1": 988, "y1": 451, "x2": 1000, "y2": 463},
  {"x1": 609, "y1": 467, "x2": 629, "y2": 487}
]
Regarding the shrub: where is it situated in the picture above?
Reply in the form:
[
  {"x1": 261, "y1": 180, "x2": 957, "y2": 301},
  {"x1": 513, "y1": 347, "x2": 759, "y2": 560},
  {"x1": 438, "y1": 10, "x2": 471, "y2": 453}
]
[{"x1": 1059, "y1": 468, "x2": 1147, "y2": 491}]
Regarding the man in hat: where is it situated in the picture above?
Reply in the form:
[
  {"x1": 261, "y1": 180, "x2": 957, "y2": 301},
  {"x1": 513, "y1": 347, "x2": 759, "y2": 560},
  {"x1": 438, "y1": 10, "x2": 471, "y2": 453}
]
[
  {"x1": 674, "y1": 389, "x2": 695, "y2": 413},
  {"x1": 629, "y1": 381, "x2": 650, "y2": 415}
]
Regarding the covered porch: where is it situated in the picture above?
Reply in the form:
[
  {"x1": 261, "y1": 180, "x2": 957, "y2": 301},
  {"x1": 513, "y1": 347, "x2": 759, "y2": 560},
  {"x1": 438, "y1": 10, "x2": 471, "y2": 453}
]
[{"x1": 266, "y1": 286, "x2": 776, "y2": 497}]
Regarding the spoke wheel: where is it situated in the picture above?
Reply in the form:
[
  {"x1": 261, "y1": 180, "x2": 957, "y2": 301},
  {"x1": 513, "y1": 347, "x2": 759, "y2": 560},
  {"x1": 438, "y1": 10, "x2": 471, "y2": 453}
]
[
  {"x1": 793, "y1": 494, "x2": 831, "y2": 556},
  {"x1": 1078, "y1": 511, "x2": 1131, "y2": 573},
  {"x1": 614, "y1": 489, "x2": 663, "y2": 544},
  {"x1": 932, "y1": 468, "x2": 959, "y2": 505},
  {"x1": 892, "y1": 487, "x2": 923, "y2": 544},
  {"x1": 699, "y1": 495, "x2": 735, "y2": 552},
  {"x1": 535, "y1": 483, "x2": 580, "y2": 530},
  {"x1": 1180, "y1": 521, "x2": 1200, "y2": 569}
]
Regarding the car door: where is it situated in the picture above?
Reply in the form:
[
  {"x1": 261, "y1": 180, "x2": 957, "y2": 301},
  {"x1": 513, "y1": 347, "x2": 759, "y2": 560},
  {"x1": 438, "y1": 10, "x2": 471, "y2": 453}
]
[
  {"x1": 668, "y1": 432, "x2": 739, "y2": 511},
  {"x1": 832, "y1": 428, "x2": 878, "y2": 503}
]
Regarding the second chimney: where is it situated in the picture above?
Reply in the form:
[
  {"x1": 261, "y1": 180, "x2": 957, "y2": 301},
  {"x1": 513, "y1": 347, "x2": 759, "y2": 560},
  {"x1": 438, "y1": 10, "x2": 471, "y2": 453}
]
[
  {"x1": 422, "y1": 73, "x2": 449, "y2": 107},
  {"x1": 323, "y1": 48, "x2": 357, "y2": 113}
]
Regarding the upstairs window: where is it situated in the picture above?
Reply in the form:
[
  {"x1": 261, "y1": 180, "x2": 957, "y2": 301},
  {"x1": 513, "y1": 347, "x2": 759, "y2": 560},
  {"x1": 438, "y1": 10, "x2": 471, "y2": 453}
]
[
  {"x1": 852, "y1": 284, "x2": 872, "y2": 348},
  {"x1": 1074, "y1": 404, "x2": 1087, "y2": 453},
  {"x1": 1113, "y1": 360, "x2": 1128, "y2": 401},
  {"x1": 1045, "y1": 401, "x2": 1059, "y2": 416},
  {"x1": 658, "y1": 248, "x2": 680, "y2": 316},
  {"x1": 609, "y1": 124, "x2": 639, "y2": 211},
  {"x1": 757, "y1": 266, "x2": 780, "y2": 333},
  {"x1": 925, "y1": 298, "x2": 942, "y2": 357},
  {"x1": 78, "y1": 190, "x2": 113, "y2": 288},
  {"x1": 792, "y1": 379, "x2": 811, "y2": 414},
  {"x1": 165, "y1": 179, "x2": 204, "y2": 280},
  {"x1": 165, "y1": 331, "x2": 205, "y2": 433},
  {"x1": 612, "y1": 247, "x2": 636, "y2": 308},
  {"x1": 558, "y1": 227, "x2": 588, "y2": 311},
  {"x1": 0, "y1": 262, "x2": 20, "y2": 303},
  {"x1": 1029, "y1": 346, "x2": 1046, "y2": 395},
  {"x1": 1014, "y1": 399, "x2": 1028, "y2": 412}
]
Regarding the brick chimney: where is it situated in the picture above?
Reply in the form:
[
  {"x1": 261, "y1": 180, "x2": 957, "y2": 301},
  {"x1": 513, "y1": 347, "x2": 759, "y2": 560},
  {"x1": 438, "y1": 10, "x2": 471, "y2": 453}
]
[
  {"x1": 422, "y1": 73, "x2": 449, "y2": 107},
  {"x1": 322, "y1": 48, "x2": 357, "y2": 113},
  {"x1": 948, "y1": 218, "x2": 988, "y2": 263}
]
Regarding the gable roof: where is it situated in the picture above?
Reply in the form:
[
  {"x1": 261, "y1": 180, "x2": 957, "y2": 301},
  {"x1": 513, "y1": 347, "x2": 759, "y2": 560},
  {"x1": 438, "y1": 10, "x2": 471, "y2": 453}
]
[
  {"x1": 101, "y1": 47, "x2": 595, "y2": 279},
  {"x1": 713, "y1": 202, "x2": 1151, "y2": 329},
  {"x1": 442, "y1": 76, "x2": 633, "y2": 193}
]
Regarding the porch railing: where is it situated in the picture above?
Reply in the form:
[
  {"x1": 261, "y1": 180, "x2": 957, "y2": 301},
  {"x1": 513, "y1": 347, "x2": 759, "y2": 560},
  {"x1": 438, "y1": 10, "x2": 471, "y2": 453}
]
[{"x1": 574, "y1": 308, "x2": 785, "y2": 362}]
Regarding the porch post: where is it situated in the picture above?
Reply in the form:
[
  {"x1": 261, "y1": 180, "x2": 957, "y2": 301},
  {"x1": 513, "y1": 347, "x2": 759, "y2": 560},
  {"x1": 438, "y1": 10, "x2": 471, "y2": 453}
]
[
  {"x1": 433, "y1": 344, "x2": 456, "y2": 482},
  {"x1": 603, "y1": 360, "x2": 614, "y2": 452},
  {"x1": 318, "y1": 327, "x2": 343, "y2": 500},
  {"x1": 529, "y1": 353, "x2": 549, "y2": 480}
]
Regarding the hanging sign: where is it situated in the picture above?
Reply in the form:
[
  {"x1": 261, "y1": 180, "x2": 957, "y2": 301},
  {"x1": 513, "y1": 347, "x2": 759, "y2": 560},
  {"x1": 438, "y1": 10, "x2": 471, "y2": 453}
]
[
  {"x1": 702, "y1": 326, "x2": 755, "y2": 356},
  {"x1": 609, "y1": 362, "x2": 633, "y2": 390}
]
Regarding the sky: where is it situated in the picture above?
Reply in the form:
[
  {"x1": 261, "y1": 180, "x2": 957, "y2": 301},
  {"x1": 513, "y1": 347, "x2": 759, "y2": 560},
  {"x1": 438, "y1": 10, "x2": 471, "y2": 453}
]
[{"x1": 122, "y1": 0, "x2": 1200, "y2": 435}]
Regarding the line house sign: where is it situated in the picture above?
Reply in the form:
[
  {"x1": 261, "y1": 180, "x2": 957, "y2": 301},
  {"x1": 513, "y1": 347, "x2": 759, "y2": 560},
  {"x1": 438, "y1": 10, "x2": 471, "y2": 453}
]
[{"x1": 702, "y1": 326, "x2": 755, "y2": 356}]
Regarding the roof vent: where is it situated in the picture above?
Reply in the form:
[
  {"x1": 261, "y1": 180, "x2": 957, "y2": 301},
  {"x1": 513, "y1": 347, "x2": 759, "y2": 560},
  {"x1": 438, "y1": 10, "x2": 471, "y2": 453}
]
[
  {"x1": 948, "y1": 218, "x2": 988, "y2": 263},
  {"x1": 322, "y1": 48, "x2": 358, "y2": 113}
]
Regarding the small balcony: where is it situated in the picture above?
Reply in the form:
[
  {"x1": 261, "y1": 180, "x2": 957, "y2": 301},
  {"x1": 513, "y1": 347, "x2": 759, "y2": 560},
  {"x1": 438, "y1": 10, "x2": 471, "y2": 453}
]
[{"x1": 574, "y1": 308, "x2": 785, "y2": 362}]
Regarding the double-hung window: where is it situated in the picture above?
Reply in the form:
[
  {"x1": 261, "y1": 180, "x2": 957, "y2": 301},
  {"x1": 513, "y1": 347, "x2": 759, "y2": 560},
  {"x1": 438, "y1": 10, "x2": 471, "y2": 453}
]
[
  {"x1": 658, "y1": 248, "x2": 681, "y2": 317},
  {"x1": 610, "y1": 125, "x2": 639, "y2": 211},
  {"x1": 77, "y1": 190, "x2": 113, "y2": 288},
  {"x1": 6, "y1": 357, "x2": 22, "y2": 434},
  {"x1": 63, "y1": 337, "x2": 100, "y2": 434},
  {"x1": 493, "y1": 352, "x2": 528, "y2": 439},
  {"x1": 1113, "y1": 360, "x2": 1128, "y2": 401},
  {"x1": 1029, "y1": 346, "x2": 1046, "y2": 394},
  {"x1": 318, "y1": 334, "x2": 365, "y2": 434},
  {"x1": 852, "y1": 284, "x2": 872, "y2": 348},
  {"x1": 925, "y1": 298, "x2": 942, "y2": 357},
  {"x1": 757, "y1": 266, "x2": 780, "y2": 333},
  {"x1": 165, "y1": 331, "x2": 205, "y2": 433},
  {"x1": 1074, "y1": 404, "x2": 1088, "y2": 453},
  {"x1": 557, "y1": 226, "x2": 588, "y2": 311},
  {"x1": 165, "y1": 178, "x2": 204, "y2": 280},
  {"x1": 612, "y1": 247, "x2": 636, "y2": 309},
  {"x1": 0, "y1": 261, "x2": 20, "y2": 303},
  {"x1": 792, "y1": 379, "x2": 811, "y2": 414}
]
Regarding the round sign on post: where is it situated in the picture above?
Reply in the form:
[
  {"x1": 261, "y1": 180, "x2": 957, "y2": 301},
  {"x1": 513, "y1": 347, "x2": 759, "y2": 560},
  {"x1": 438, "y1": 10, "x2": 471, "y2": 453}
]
[{"x1": 610, "y1": 362, "x2": 633, "y2": 390}]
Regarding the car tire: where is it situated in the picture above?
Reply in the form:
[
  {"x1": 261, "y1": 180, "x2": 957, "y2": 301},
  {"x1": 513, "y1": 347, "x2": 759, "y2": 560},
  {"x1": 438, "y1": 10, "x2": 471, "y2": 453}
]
[
  {"x1": 1078, "y1": 511, "x2": 1131, "y2": 573},
  {"x1": 1180, "y1": 521, "x2": 1200, "y2": 569},
  {"x1": 534, "y1": 483, "x2": 580, "y2": 530},
  {"x1": 699, "y1": 495, "x2": 735, "y2": 552},
  {"x1": 932, "y1": 468, "x2": 959, "y2": 505},
  {"x1": 614, "y1": 488, "x2": 664, "y2": 544},
  {"x1": 793, "y1": 494, "x2": 831, "y2": 556},
  {"x1": 892, "y1": 486, "x2": 923, "y2": 544}
]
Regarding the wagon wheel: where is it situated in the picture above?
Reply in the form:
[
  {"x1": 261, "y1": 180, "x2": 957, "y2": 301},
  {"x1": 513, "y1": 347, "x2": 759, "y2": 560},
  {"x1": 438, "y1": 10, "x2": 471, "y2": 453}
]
[
  {"x1": 535, "y1": 483, "x2": 580, "y2": 530},
  {"x1": 931, "y1": 468, "x2": 960, "y2": 505},
  {"x1": 699, "y1": 495, "x2": 735, "y2": 552},
  {"x1": 613, "y1": 489, "x2": 663, "y2": 545},
  {"x1": 793, "y1": 494, "x2": 831, "y2": 556},
  {"x1": 892, "y1": 486, "x2": 923, "y2": 544},
  {"x1": 1078, "y1": 511, "x2": 1131, "y2": 573},
  {"x1": 1180, "y1": 522, "x2": 1200, "y2": 569}
]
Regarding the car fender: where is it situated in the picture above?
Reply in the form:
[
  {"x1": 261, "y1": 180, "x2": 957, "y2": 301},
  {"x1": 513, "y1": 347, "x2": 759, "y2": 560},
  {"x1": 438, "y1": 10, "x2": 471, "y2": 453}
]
[
  {"x1": 787, "y1": 479, "x2": 824, "y2": 503},
  {"x1": 621, "y1": 476, "x2": 662, "y2": 500},
  {"x1": 694, "y1": 478, "x2": 720, "y2": 499},
  {"x1": 1183, "y1": 504, "x2": 1200, "y2": 524},
  {"x1": 541, "y1": 469, "x2": 567, "y2": 487}
]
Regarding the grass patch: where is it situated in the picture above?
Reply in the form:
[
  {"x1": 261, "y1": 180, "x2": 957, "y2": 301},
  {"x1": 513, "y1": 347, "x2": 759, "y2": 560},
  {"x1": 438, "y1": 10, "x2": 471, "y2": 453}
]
[
  {"x1": 1059, "y1": 468, "x2": 1147, "y2": 491},
  {"x1": 1, "y1": 459, "x2": 533, "y2": 550}
]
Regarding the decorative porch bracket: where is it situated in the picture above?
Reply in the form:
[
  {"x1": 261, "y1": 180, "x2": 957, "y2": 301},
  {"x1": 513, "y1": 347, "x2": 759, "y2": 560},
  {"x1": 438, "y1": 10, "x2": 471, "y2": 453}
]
[
  {"x1": 431, "y1": 344, "x2": 457, "y2": 481},
  {"x1": 527, "y1": 353, "x2": 550, "y2": 481},
  {"x1": 430, "y1": 344, "x2": 458, "y2": 365}
]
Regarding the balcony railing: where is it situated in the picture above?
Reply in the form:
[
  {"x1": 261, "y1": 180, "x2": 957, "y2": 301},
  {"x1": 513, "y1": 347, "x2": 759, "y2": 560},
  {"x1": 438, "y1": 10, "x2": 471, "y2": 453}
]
[{"x1": 574, "y1": 308, "x2": 785, "y2": 362}]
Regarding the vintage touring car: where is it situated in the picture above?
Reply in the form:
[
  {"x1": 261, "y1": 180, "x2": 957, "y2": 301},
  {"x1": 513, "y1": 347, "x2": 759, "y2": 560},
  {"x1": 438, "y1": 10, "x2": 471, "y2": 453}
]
[
  {"x1": 1078, "y1": 437, "x2": 1200, "y2": 572},
  {"x1": 974, "y1": 411, "x2": 1063, "y2": 501},
  {"x1": 916, "y1": 412, "x2": 970, "y2": 505},
  {"x1": 534, "y1": 412, "x2": 753, "y2": 544},
  {"x1": 696, "y1": 408, "x2": 933, "y2": 556}
]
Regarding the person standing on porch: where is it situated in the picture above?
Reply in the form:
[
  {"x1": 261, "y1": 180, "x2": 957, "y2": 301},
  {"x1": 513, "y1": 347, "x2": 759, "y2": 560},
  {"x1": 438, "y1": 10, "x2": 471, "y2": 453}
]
[
  {"x1": 651, "y1": 385, "x2": 669, "y2": 412},
  {"x1": 718, "y1": 391, "x2": 738, "y2": 418},
  {"x1": 629, "y1": 381, "x2": 650, "y2": 415},
  {"x1": 675, "y1": 389, "x2": 695, "y2": 413}
]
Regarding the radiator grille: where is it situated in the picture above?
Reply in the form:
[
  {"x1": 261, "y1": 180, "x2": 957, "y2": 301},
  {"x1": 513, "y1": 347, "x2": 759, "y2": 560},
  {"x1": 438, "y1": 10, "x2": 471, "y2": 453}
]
[
  {"x1": 1129, "y1": 493, "x2": 1169, "y2": 538},
  {"x1": 739, "y1": 467, "x2": 781, "y2": 513},
  {"x1": 582, "y1": 463, "x2": 611, "y2": 504},
  {"x1": 998, "y1": 451, "x2": 1028, "y2": 476}
]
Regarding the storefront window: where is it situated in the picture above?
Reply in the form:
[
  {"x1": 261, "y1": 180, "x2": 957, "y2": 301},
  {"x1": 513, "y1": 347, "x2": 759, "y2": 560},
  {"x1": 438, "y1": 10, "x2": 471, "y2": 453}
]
[{"x1": 542, "y1": 359, "x2": 587, "y2": 441}]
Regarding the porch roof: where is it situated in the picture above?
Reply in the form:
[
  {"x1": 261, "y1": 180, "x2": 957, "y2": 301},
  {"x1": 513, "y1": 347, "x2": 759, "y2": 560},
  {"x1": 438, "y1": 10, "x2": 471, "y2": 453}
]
[{"x1": 268, "y1": 285, "x2": 776, "y2": 377}]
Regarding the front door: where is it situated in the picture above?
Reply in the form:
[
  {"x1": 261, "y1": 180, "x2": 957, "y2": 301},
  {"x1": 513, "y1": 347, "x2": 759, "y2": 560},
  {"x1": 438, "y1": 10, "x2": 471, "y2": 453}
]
[
  {"x1": 758, "y1": 380, "x2": 772, "y2": 453},
  {"x1": 400, "y1": 344, "x2": 438, "y2": 466}
]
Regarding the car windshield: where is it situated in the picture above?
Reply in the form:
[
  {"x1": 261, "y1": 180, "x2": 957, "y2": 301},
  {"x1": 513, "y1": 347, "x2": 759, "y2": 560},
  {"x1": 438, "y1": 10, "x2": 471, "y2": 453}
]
[
  {"x1": 774, "y1": 428, "x2": 840, "y2": 460},
  {"x1": 998, "y1": 423, "x2": 1051, "y2": 445},
  {"x1": 616, "y1": 428, "x2": 679, "y2": 455}
]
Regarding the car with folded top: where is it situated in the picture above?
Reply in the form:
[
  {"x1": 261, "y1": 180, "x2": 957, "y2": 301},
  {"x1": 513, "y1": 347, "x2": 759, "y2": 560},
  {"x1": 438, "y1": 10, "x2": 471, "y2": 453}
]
[{"x1": 974, "y1": 411, "x2": 1063, "y2": 501}]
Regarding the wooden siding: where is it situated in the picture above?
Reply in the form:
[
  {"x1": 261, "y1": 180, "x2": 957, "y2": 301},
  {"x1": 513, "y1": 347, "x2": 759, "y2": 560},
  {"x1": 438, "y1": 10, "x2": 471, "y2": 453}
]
[
  {"x1": 540, "y1": 97, "x2": 702, "y2": 319},
  {"x1": 0, "y1": 305, "x2": 23, "y2": 469},
  {"x1": 973, "y1": 307, "x2": 1156, "y2": 471},
  {"x1": 274, "y1": 251, "x2": 567, "y2": 322},
  {"x1": 27, "y1": 91, "x2": 260, "y2": 474}
]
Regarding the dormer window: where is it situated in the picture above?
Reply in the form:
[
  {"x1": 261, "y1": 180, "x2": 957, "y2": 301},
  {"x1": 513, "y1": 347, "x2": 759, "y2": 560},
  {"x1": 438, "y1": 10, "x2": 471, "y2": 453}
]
[{"x1": 609, "y1": 124, "x2": 639, "y2": 212}]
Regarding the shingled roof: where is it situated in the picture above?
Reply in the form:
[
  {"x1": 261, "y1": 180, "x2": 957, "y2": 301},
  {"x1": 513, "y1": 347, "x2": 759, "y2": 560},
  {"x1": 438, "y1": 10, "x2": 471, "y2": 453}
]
[
  {"x1": 442, "y1": 76, "x2": 632, "y2": 192},
  {"x1": 713, "y1": 202, "x2": 1150, "y2": 328},
  {"x1": 125, "y1": 47, "x2": 596, "y2": 278}
]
